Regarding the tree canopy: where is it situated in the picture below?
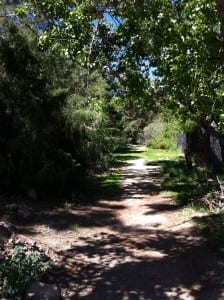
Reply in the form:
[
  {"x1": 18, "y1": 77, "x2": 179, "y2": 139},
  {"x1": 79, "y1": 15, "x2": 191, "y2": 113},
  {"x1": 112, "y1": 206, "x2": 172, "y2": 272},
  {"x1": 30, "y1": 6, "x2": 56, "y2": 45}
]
[
  {"x1": 1, "y1": 0, "x2": 224, "y2": 196},
  {"x1": 23, "y1": 0, "x2": 224, "y2": 127}
]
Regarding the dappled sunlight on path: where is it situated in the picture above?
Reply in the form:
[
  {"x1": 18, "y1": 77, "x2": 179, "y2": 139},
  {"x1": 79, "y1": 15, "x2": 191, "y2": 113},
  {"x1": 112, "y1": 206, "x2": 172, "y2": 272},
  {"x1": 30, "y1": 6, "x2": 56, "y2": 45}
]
[
  {"x1": 118, "y1": 158, "x2": 176, "y2": 229},
  {"x1": 49, "y1": 158, "x2": 224, "y2": 299},
  {"x1": 18, "y1": 156, "x2": 224, "y2": 299}
]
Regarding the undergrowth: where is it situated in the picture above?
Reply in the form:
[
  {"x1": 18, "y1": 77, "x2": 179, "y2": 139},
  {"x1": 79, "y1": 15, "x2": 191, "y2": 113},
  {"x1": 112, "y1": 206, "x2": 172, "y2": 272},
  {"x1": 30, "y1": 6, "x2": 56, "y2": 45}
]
[
  {"x1": 101, "y1": 169, "x2": 121, "y2": 188},
  {"x1": 151, "y1": 155, "x2": 224, "y2": 258},
  {"x1": 0, "y1": 243, "x2": 53, "y2": 298},
  {"x1": 159, "y1": 160, "x2": 215, "y2": 206},
  {"x1": 194, "y1": 213, "x2": 224, "y2": 258}
]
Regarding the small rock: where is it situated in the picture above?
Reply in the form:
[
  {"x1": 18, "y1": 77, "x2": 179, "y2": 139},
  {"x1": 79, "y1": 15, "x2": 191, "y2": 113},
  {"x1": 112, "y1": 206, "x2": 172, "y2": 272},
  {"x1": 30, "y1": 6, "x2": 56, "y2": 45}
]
[{"x1": 25, "y1": 281, "x2": 60, "y2": 300}]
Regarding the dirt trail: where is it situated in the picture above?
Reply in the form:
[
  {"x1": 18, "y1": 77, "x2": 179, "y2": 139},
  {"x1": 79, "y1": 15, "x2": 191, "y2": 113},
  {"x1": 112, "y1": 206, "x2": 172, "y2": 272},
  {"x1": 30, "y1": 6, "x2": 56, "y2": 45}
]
[{"x1": 20, "y1": 157, "x2": 224, "y2": 299}]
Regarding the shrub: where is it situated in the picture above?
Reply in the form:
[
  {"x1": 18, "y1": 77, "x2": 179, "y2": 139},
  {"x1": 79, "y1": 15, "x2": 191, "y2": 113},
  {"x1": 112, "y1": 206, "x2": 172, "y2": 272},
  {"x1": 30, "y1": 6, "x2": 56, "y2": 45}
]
[
  {"x1": 146, "y1": 127, "x2": 178, "y2": 150},
  {"x1": 0, "y1": 244, "x2": 53, "y2": 297},
  {"x1": 145, "y1": 116, "x2": 179, "y2": 150}
]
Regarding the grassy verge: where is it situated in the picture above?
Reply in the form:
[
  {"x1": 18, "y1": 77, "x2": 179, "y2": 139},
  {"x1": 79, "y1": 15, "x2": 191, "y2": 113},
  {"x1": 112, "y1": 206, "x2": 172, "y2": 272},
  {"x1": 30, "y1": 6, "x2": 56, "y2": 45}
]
[
  {"x1": 113, "y1": 146, "x2": 181, "y2": 164},
  {"x1": 143, "y1": 147, "x2": 224, "y2": 257},
  {"x1": 159, "y1": 160, "x2": 215, "y2": 206},
  {"x1": 142, "y1": 147, "x2": 215, "y2": 208},
  {"x1": 142, "y1": 148, "x2": 181, "y2": 162},
  {"x1": 101, "y1": 168, "x2": 121, "y2": 188}
]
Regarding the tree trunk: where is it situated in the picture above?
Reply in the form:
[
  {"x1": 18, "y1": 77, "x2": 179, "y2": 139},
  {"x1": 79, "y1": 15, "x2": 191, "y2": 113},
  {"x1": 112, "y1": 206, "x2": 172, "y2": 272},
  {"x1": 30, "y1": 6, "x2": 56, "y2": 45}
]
[{"x1": 216, "y1": 0, "x2": 224, "y2": 36}]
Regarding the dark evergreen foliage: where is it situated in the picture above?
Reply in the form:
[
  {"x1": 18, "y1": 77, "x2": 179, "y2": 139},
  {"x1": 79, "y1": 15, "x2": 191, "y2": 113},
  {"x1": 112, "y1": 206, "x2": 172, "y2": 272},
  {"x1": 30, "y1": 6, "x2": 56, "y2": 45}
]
[{"x1": 0, "y1": 22, "x2": 118, "y2": 198}]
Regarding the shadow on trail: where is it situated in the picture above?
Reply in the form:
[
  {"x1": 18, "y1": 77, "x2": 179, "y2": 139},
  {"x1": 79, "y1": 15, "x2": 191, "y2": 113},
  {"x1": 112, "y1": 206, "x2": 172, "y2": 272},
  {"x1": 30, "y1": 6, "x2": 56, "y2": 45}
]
[
  {"x1": 9, "y1": 160, "x2": 162, "y2": 232},
  {"x1": 10, "y1": 150, "x2": 224, "y2": 299},
  {"x1": 53, "y1": 225, "x2": 224, "y2": 300},
  {"x1": 119, "y1": 160, "x2": 162, "y2": 202},
  {"x1": 143, "y1": 202, "x2": 180, "y2": 215},
  {"x1": 46, "y1": 156, "x2": 224, "y2": 299},
  {"x1": 192, "y1": 213, "x2": 224, "y2": 260},
  {"x1": 8, "y1": 156, "x2": 215, "y2": 239}
]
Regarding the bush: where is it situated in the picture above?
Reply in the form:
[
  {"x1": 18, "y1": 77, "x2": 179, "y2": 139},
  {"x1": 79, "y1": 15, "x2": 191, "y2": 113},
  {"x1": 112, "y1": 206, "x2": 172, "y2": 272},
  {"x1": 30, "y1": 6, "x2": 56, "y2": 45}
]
[
  {"x1": 145, "y1": 116, "x2": 179, "y2": 150},
  {"x1": 146, "y1": 128, "x2": 178, "y2": 150},
  {"x1": 0, "y1": 244, "x2": 53, "y2": 297}
]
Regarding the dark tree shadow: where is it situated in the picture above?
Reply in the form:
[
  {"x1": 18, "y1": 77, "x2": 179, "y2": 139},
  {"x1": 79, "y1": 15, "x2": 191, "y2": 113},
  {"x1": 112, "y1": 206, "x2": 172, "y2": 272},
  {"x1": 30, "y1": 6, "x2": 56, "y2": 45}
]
[
  {"x1": 3, "y1": 149, "x2": 223, "y2": 300},
  {"x1": 143, "y1": 203, "x2": 180, "y2": 215},
  {"x1": 153, "y1": 159, "x2": 217, "y2": 206},
  {"x1": 5, "y1": 157, "x2": 163, "y2": 232},
  {"x1": 51, "y1": 225, "x2": 224, "y2": 299},
  {"x1": 193, "y1": 213, "x2": 224, "y2": 259},
  {"x1": 4, "y1": 155, "x2": 217, "y2": 238}
]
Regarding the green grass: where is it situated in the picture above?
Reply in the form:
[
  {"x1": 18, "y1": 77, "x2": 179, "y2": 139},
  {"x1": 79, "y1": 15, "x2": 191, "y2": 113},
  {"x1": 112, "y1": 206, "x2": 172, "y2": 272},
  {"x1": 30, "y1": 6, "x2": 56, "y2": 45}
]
[
  {"x1": 101, "y1": 168, "x2": 121, "y2": 188},
  {"x1": 113, "y1": 146, "x2": 181, "y2": 164},
  {"x1": 113, "y1": 145, "x2": 143, "y2": 164},
  {"x1": 141, "y1": 146, "x2": 217, "y2": 211},
  {"x1": 142, "y1": 148, "x2": 181, "y2": 162},
  {"x1": 142, "y1": 146, "x2": 224, "y2": 257}
]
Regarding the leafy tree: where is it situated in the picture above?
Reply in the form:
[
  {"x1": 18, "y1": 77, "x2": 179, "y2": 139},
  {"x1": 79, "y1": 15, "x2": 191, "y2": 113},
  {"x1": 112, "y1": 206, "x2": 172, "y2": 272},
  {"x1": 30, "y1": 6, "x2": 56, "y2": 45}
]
[{"x1": 7, "y1": 0, "x2": 224, "y2": 173}]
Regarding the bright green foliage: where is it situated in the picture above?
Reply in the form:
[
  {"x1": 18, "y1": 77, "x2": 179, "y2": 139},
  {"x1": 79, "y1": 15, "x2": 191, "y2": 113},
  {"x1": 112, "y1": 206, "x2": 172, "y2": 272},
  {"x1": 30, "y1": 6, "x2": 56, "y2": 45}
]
[
  {"x1": 153, "y1": 1, "x2": 224, "y2": 127},
  {"x1": 62, "y1": 68, "x2": 112, "y2": 167},
  {"x1": 26, "y1": 0, "x2": 224, "y2": 133},
  {"x1": 0, "y1": 244, "x2": 53, "y2": 297},
  {"x1": 143, "y1": 148, "x2": 181, "y2": 161},
  {"x1": 145, "y1": 116, "x2": 180, "y2": 150},
  {"x1": 146, "y1": 128, "x2": 177, "y2": 150}
]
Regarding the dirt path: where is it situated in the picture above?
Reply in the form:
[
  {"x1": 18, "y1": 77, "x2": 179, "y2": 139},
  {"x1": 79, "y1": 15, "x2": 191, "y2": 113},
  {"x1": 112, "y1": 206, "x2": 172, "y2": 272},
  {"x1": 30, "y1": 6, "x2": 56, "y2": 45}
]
[{"x1": 19, "y1": 157, "x2": 224, "y2": 299}]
